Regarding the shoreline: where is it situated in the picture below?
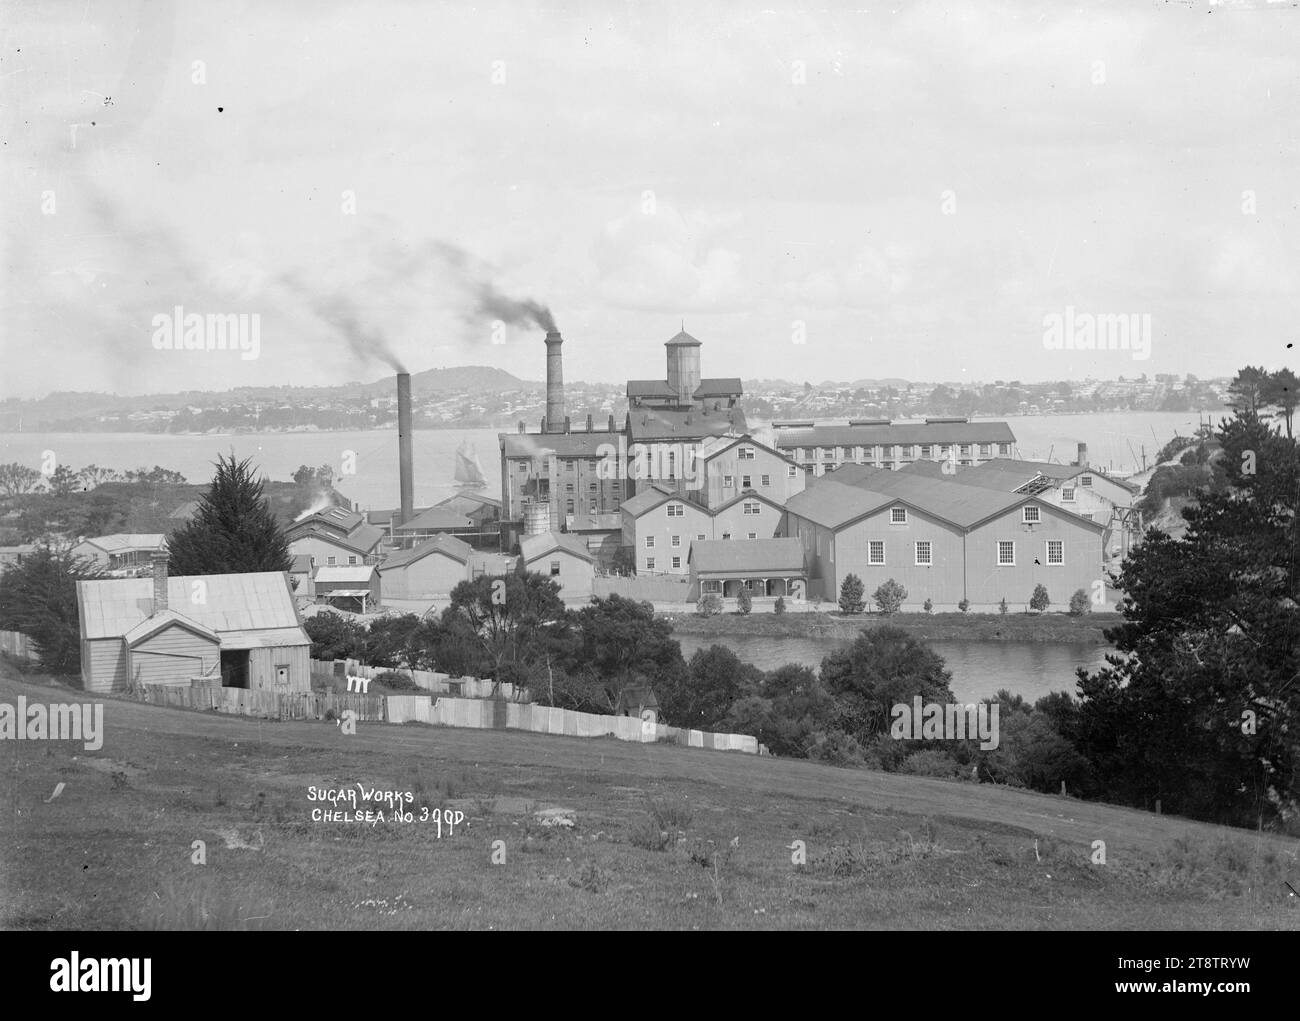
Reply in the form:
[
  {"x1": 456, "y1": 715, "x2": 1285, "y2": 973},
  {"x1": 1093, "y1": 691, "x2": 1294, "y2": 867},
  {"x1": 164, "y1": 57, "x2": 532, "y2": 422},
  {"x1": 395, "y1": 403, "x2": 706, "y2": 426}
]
[{"x1": 661, "y1": 610, "x2": 1120, "y2": 644}]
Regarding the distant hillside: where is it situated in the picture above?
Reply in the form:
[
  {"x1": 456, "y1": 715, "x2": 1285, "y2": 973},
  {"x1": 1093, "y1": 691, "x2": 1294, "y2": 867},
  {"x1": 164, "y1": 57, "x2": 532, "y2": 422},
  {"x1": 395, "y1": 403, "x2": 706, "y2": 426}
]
[{"x1": 360, "y1": 365, "x2": 537, "y2": 396}]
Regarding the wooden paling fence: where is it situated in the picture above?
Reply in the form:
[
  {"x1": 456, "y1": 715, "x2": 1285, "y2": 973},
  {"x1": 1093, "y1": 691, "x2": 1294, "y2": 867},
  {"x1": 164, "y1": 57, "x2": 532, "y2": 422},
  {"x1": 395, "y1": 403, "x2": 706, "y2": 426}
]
[
  {"x1": 313, "y1": 659, "x2": 531, "y2": 702},
  {"x1": 134, "y1": 683, "x2": 758, "y2": 754},
  {"x1": 0, "y1": 629, "x2": 39, "y2": 661}
]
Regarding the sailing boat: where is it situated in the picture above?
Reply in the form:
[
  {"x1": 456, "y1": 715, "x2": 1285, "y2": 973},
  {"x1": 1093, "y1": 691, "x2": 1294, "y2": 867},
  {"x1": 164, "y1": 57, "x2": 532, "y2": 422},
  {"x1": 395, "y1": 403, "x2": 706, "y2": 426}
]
[{"x1": 454, "y1": 440, "x2": 488, "y2": 489}]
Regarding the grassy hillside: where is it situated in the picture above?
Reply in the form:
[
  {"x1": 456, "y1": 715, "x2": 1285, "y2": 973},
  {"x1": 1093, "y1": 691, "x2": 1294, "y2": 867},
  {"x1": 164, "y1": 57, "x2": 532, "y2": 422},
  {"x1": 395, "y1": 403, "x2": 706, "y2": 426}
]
[{"x1": 1, "y1": 662, "x2": 1295, "y2": 930}]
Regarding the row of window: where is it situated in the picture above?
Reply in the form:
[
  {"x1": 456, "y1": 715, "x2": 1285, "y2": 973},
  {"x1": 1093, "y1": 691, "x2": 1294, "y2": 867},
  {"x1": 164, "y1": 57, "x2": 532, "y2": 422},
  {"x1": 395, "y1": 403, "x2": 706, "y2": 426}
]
[
  {"x1": 720, "y1": 474, "x2": 773, "y2": 488},
  {"x1": 647, "y1": 531, "x2": 758, "y2": 549},
  {"x1": 859, "y1": 539, "x2": 1066, "y2": 566},
  {"x1": 792, "y1": 442, "x2": 1012, "y2": 460},
  {"x1": 663, "y1": 499, "x2": 763, "y2": 519}
]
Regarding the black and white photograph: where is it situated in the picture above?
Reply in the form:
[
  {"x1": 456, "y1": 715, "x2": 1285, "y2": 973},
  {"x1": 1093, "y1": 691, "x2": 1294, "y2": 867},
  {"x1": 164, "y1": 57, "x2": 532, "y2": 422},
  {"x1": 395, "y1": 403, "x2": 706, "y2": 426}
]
[{"x1": 1, "y1": 0, "x2": 1297, "y2": 960}]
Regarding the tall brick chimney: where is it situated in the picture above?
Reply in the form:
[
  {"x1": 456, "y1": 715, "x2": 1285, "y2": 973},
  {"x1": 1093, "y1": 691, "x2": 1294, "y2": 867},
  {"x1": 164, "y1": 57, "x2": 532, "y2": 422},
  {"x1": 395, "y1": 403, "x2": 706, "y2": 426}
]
[
  {"x1": 545, "y1": 331, "x2": 566, "y2": 435},
  {"x1": 396, "y1": 372, "x2": 414, "y2": 525},
  {"x1": 1076, "y1": 442, "x2": 1088, "y2": 467},
  {"x1": 151, "y1": 551, "x2": 169, "y2": 615}
]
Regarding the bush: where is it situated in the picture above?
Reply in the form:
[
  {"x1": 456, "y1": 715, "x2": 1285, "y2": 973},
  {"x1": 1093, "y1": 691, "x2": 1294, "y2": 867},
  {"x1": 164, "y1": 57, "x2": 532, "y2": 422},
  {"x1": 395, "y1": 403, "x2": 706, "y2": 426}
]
[
  {"x1": 1029, "y1": 584, "x2": 1050, "y2": 613},
  {"x1": 774, "y1": 596, "x2": 786, "y2": 615},
  {"x1": 1068, "y1": 588, "x2": 1091, "y2": 616},
  {"x1": 872, "y1": 579, "x2": 907, "y2": 615},
  {"x1": 627, "y1": 814, "x2": 672, "y2": 852},
  {"x1": 899, "y1": 749, "x2": 965, "y2": 778},
  {"x1": 648, "y1": 795, "x2": 693, "y2": 830},
  {"x1": 839, "y1": 573, "x2": 865, "y2": 614},
  {"x1": 998, "y1": 597, "x2": 1008, "y2": 615},
  {"x1": 923, "y1": 598, "x2": 933, "y2": 614},
  {"x1": 696, "y1": 592, "x2": 723, "y2": 617},
  {"x1": 374, "y1": 670, "x2": 421, "y2": 691},
  {"x1": 958, "y1": 598, "x2": 970, "y2": 613},
  {"x1": 736, "y1": 588, "x2": 752, "y2": 615},
  {"x1": 806, "y1": 729, "x2": 865, "y2": 767}
]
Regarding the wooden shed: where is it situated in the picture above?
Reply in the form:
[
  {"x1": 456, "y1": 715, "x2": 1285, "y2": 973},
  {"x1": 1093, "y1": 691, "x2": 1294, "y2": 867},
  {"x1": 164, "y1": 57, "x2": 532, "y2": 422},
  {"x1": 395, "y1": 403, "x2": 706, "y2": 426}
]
[{"x1": 76, "y1": 554, "x2": 312, "y2": 693}]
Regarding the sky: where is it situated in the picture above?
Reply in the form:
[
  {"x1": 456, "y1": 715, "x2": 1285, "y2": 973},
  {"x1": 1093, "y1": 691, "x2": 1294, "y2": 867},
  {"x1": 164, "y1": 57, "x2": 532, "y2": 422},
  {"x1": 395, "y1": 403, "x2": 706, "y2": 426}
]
[{"x1": 2, "y1": 0, "x2": 1298, "y2": 399}]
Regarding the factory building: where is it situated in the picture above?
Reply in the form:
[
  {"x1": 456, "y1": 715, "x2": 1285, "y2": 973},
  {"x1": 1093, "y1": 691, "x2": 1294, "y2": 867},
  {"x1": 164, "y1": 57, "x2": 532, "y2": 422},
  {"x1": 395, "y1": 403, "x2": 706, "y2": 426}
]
[{"x1": 773, "y1": 418, "x2": 1017, "y2": 476}]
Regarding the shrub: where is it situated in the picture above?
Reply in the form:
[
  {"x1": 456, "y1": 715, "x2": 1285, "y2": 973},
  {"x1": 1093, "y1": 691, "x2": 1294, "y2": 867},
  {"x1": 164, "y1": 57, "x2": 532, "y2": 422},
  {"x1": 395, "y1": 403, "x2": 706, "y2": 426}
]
[
  {"x1": 839, "y1": 573, "x2": 865, "y2": 614},
  {"x1": 1068, "y1": 588, "x2": 1091, "y2": 616},
  {"x1": 899, "y1": 749, "x2": 965, "y2": 778},
  {"x1": 998, "y1": 597, "x2": 1008, "y2": 615},
  {"x1": 1029, "y1": 584, "x2": 1050, "y2": 613},
  {"x1": 627, "y1": 814, "x2": 672, "y2": 852},
  {"x1": 736, "y1": 588, "x2": 752, "y2": 615},
  {"x1": 872, "y1": 579, "x2": 907, "y2": 615},
  {"x1": 696, "y1": 592, "x2": 723, "y2": 617},
  {"x1": 958, "y1": 598, "x2": 970, "y2": 613},
  {"x1": 923, "y1": 598, "x2": 933, "y2": 614},
  {"x1": 806, "y1": 729, "x2": 865, "y2": 767},
  {"x1": 375, "y1": 670, "x2": 421, "y2": 691},
  {"x1": 648, "y1": 795, "x2": 693, "y2": 830},
  {"x1": 774, "y1": 595, "x2": 786, "y2": 615}
]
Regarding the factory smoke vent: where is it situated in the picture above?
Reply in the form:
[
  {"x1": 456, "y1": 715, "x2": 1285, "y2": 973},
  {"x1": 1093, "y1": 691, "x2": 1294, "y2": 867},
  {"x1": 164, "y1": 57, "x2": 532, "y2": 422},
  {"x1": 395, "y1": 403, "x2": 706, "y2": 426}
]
[
  {"x1": 397, "y1": 372, "x2": 414, "y2": 525},
  {"x1": 545, "y1": 331, "x2": 566, "y2": 435}
]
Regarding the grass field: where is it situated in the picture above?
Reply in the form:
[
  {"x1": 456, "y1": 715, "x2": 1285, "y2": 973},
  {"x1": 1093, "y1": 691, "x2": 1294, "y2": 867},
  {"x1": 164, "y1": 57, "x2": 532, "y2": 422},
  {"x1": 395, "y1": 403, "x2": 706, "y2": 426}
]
[{"x1": 1, "y1": 661, "x2": 1297, "y2": 930}]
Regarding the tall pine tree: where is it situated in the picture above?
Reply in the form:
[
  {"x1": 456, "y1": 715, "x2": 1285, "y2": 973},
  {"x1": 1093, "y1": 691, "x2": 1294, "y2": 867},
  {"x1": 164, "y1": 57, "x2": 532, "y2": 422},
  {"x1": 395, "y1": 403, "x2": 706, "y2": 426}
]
[{"x1": 167, "y1": 453, "x2": 293, "y2": 575}]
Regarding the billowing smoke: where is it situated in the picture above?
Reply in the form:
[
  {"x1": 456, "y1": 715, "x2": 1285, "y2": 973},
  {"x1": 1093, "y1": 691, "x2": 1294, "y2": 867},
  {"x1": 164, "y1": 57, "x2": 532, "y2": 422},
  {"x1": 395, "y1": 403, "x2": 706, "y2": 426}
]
[
  {"x1": 426, "y1": 242, "x2": 557, "y2": 333},
  {"x1": 278, "y1": 273, "x2": 407, "y2": 373}
]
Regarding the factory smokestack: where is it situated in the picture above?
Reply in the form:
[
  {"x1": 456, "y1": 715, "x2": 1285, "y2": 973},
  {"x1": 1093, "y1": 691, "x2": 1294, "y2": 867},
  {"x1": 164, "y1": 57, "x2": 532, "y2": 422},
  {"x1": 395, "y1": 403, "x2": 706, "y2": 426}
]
[
  {"x1": 397, "y1": 372, "x2": 414, "y2": 525},
  {"x1": 545, "y1": 331, "x2": 566, "y2": 436}
]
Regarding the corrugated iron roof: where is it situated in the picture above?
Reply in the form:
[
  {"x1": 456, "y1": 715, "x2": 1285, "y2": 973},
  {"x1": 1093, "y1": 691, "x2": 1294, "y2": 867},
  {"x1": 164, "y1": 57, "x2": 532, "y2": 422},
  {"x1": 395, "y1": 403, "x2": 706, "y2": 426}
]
[
  {"x1": 520, "y1": 531, "x2": 596, "y2": 564},
  {"x1": 618, "y1": 484, "x2": 681, "y2": 518},
  {"x1": 628, "y1": 407, "x2": 748, "y2": 442},
  {"x1": 219, "y1": 626, "x2": 311, "y2": 650},
  {"x1": 378, "y1": 532, "x2": 474, "y2": 570},
  {"x1": 78, "y1": 571, "x2": 301, "y2": 640},
  {"x1": 784, "y1": 480, "x2": 891, "y2": 529},
  {"x1": 394, "y1": 506, "x2": 472, "y2": 531},
  {"x1": 500, "y1": 432, "x2": 620, "y2": 458},
  {"x1": 688, "y1": 538, "x2": 805, "y2": 574},
  {"x1": 74, "y1": 533, "x2": 167, "y2": 554}
]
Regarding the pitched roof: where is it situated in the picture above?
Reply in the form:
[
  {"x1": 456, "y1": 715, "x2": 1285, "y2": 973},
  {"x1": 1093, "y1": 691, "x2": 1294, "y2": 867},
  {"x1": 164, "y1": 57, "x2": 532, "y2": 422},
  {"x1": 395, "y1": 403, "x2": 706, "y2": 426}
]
[
  {"x1": 665, "y1": 330, "x2": 702, "y2": 346},
  {"x1": 784, "y1": 480, "x2": 892, "y2": 529},
  {"x1": 694, "y1": 377, "x2": 743, "y2": 397},
  {"x1": 289, "y1": 554, "x2": 315, "y2": 574},
  {"x1": 618, "y1": 484, "x2": 679, "y2": 518},
  {"x1": 290, "y1": 506, "x2": 364, "y2": 534},
  {"x1": 774, "y1": 420, "x2": 1016, "y2": 448},
  {"x1": 287, "y1": 523, "x2": 384, "y2": 554},
  {"x1": 895, "y1": 459, "x2": 950, "y2": 478},
  {"x1": 688, "y1": 538, "x2": 805, "y2": 574},
  {"x1": 74, "y1": 533, "x2": 167, "y2": 554},
  {"x1": 435, "y1": 492, "x2": 502, "y2": 509},
  {"x1": 832, "y1": 470, "x2": 1029, "y2": 529},
  {"x1": 628, "y1": 406, "x2": 748, "y2": 442},
  {"x1": 123, "y1": 608, "x2": 220, "y2": 647},
  {"x1": 520, "y1": 530, "x2": 596, "y2": 564},
  {"x1": 393, "y1": 505, "x2": 472, "y2": 532},
  {"x1": 168, "y1": 501, "x2": 201, "y2": 520},
  {"x1": 627, "y1": 379, "x2": 677, "y2": 399},
  {"x1": 699, "y1": 434, "x2": 796, "y2": 465},
  {"x1": 78, "y1": 571, "x2": 303, "y2": 641},
  {"x1": 500, "y1": 431, "x2": 621, "y2": 458},
  {"x1": 378, "y1": 532, "x2": 475, "y2": 570},
  {"x1": 973, "y1": 458, "x2": 1084, "y2": 481}
]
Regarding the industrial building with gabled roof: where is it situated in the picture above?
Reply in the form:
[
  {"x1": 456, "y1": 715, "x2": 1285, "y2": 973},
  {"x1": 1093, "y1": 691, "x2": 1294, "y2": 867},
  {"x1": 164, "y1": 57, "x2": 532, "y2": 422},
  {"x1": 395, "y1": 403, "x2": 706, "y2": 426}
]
[
  {"x1": 76, "y1": 553, "x2": 311, "y2": 692},
  {"x1": 519, "y1": 530, "x2": 597, "y2": 599},
  {"x1": 688, "y1": 537, "x2": 807, "y2": 599},
  {"x1": 773, "y1": 417, "x2": 1017, "y2": 477}
]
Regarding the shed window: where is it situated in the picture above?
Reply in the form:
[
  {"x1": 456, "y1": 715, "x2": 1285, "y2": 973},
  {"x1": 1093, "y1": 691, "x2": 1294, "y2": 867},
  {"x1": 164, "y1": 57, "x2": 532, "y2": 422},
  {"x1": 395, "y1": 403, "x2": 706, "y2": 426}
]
[
  {"x1": 890, "y1": 507, "x2": 907, "y2": 524},
  {"x1": 915, "y1": 541, "x2": 932, "y2": 565},
  {"x1": 1023, "y1": 506, "x2": 1040, "y2": 523},
  {"x1": 1046, "y1": 540, "x2": 1064, "y2": 565},
  {"x1": 761, "y1": 474, "x2": 771, "y2": 486},
  {"x1": 868, "y1": 541, "x2": 885, "y2": 565},
  {"x1": 672, "y1": 556, "x2": 681, "y2": 568},
  {"x1": 788, "y1": 465, "x2": 798, "y2": 477},
  {"x1": 550, "y1": 560, "x2": 561, "y2": 576},
  {"x1": 997, "y1": 541, "x2": 1015, "y2": 565}
]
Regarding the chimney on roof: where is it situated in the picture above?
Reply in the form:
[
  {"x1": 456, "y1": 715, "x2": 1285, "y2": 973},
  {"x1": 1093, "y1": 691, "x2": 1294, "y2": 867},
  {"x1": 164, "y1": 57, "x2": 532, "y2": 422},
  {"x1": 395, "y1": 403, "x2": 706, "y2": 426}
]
[
  {"x1": 151, "y1": 552, "x2": 169, "y2": 615},
  {"x1": 518, "y1": 420, "x2": 525, "y2": 434},
  {"x1": 587, "y1": 413, "x2": 594, "y2": 432},
  {"x1": 564, "y1": 415, "x2": 571, "y2": 434},
  {"x1": 607, "y1": 413, "x2": 615, "y2": 432},
  {"x1": 1076, "y1": 442, "x2": 1088, "y2": 467}
]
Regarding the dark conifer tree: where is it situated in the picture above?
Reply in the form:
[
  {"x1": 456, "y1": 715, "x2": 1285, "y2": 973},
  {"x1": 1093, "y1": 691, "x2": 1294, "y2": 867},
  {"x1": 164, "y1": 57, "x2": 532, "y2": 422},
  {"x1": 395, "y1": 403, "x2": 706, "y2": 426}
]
[{"x1": 167, "y1": 453, "x2": 292, "y2": 576}]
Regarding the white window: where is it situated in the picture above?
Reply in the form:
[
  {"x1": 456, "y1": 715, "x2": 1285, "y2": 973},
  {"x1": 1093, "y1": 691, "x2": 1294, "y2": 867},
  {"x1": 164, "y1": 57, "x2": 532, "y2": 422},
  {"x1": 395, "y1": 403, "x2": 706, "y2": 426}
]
[
  {"x1": 1046, "y1": 540, "x2": 1064, "y2": 565},
  {"x1": 960, "y1": 444, "x2": 971, "y2": 457},
  {"x1": 980, "y1": 444, "x2": 991, "y2": 458},
  {"x1": 1022, "y1": 506, "x2": 1040, "y2": 523},
  {"x1": 672, "y1": 556, "x2": 681, "y2": 569},
  {"x1": 890, "y1": 507, "x2": 907, "y2": 524},
  {"x1": 742, "y1": 475, "x2": 752, "y2": 488},
  {"x1": 1081, "y1": 475, "x2": 1093, "y2": 487},
  {"x1": 589, "y1": 501, "x2": 597, "y2": 513},
  {"x1": 738, "y1": 447, "x2": 754, "y2": 460},
  {"x1": 550, "y1": 560, "x2": 561, "y2": 576},
  {"x1": 999, "y1": 443, "x2": 1011, "y2": 455},
  {"x1": 722, "y1": 532, "x2": 732, "y2": 540},
  {"x1": 327, "y1": 555, "x2": 337, "y2": 566},
  {"x1": 671, "y1": 535, "x2": 681, "y2": 547},
  {"x1": 1062, "y1": 486, "x2": 1076, "y2": 502},
  {"x1": 868, "y1": 541, "x2": 885, "y2": 565},
  {"x1": 788, "y1": 465, "x2": 797, "y2": 477},
  {"x1": 646, "y1": 557, "x2": 655, "y2": 571},
  {"x1": 997, "y1": 541, "x2": 1015, "y2": 566},
  {"x1": 920, "y1": 445, "x2": 932, "y2": 458},
  {"x1": 666, "y1": 503, "x2": 683, "y2": 517},
  {"x1": 695, "y1": 533, "x2": 706, "y2": 541},
  {"x1": 1081, "y1": 512, "x2": 1094, "y2": 521},
  {"x1": 743, "y1": 501, "x2": 760, "y2": 515},
  {"x1": 761, "y1": 474, "x2": 771, "y2": 486},
  {"x1": 915, "y1": 541, "x2": 932, "y2": 565},
  {"x1": 723, "y1": 475, "x2": 734, "y2": 487},
  {"x1": 747, "y1": 532, "x2": 757, "y2": 540},
  {"x1": 348, "y1": 555, "x2": 358, "y2": 564},
  {"x1": 645, "y1": 536, "x2": 655, "y2": 548}
]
